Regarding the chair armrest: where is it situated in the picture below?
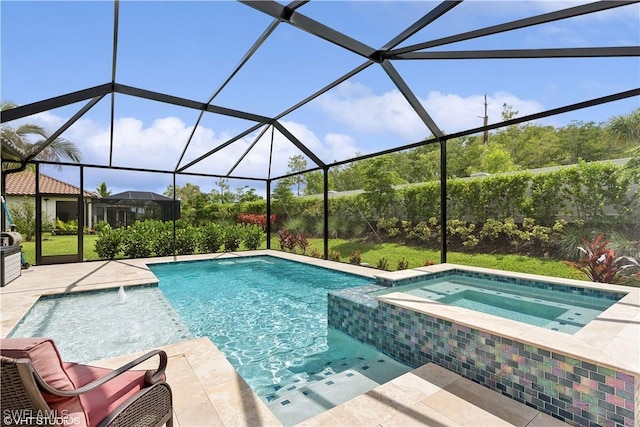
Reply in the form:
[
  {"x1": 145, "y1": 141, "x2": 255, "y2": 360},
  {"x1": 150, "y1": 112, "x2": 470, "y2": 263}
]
[{"x1": 32, "y1": 350, "x2": 168, "y2": 398}]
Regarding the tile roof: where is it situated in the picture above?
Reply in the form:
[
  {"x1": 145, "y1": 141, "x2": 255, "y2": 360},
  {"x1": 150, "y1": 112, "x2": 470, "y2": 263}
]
[{"x1": 4, "y1": 170, "x2": 98, "y2": 198}]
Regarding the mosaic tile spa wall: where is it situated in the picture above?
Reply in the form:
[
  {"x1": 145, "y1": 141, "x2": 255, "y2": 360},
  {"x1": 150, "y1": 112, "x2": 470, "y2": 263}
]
[{"x1": 328, "y1": 288, "x2": 637, "y2": 427}]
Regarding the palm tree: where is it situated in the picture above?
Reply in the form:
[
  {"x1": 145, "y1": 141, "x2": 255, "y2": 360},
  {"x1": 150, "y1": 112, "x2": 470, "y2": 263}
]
[
  {"x1": 607, "y1": 108, "x2": 640, "y2": 144},
  {"x1": 1, "y1": 101, "x2": 81, "y2": 171},
  {"x1": 607, "y1": 108, "x2": 640, "y2": 181},
  {"x1": 96, "y1": 182, "x2": 112, "y2": 197}
]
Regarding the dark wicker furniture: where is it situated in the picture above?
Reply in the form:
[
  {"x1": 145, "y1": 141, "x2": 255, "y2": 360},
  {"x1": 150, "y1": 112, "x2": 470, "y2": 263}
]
[{"x1": 0, "y1": 338, "x2": 173, "y2": 427}]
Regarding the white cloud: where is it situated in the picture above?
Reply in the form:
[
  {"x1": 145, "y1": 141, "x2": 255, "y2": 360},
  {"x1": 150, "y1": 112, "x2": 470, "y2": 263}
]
[
  {"x1": 324, "y1": 133, "x2": 359, "y2": 162},
  {"x1": 424, "y1": 91, "x2": 544, "y2": 134},
  {"x1": 277, "y1": 121, "x2": 359, "y2": 166},
  {"x1": 316, "y1": 82, "x2": 544, "y2": 140},
  {"x1": 14, "y1": 88, "x2": 540, "y2": 191},
  {"x1": 315, "y1": 82, "x2": 425, "y2": 140}
]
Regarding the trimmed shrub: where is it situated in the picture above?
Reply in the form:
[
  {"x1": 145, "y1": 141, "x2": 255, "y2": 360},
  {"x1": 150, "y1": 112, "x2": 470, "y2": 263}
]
[
  {"x1": 242, "y1": 224, "x2": 264, "y2": 250},
  {"x1": 199, "y1": 223, "x2": 224, "y2": 253},
  {"x1": 152, "y1": 228, "x2": 175, "y2": 257},
  {"x1": 122, "y1": 224, "x2": 152, "y2": 258},
  {"x1": 175, "y1": 226, "x2": 198, "y2": 255},
  {"x1": 223, "y1": 224, "x2": 244, "y2": 251},
  {"x1": 94, "y1": 220, "x2": 111, "y2": 234},
  {"x1": 94, "y1": 228, "x2": 122, "y2": 259}
]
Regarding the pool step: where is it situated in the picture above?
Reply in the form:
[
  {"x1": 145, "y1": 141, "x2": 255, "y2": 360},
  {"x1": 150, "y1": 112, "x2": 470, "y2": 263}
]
[{"x1": 266, "y1": 355, "x2": 412, "y2": 426}]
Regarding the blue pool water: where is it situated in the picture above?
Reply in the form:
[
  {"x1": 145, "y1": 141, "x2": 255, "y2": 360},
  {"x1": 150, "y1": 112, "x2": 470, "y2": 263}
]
[
  {"x1": 148, "y1": 256, "x2": 406, "y2": 398},
  {"x1": 8, "y1": 285, "x2": 192, "y2": 362},
  {"x1": 373, "y1": 273, "x2": 623, "y2": 334},
  {"x1": 10, "y1": 255, "x2": 412, "y2": 424}
]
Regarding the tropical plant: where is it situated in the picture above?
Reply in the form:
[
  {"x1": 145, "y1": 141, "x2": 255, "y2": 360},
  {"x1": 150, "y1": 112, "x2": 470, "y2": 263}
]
[
  {"x1": 310, "y1": 247, "x2": 322, "y2": 258},
  {"x1": 376, "y1": 257, "x2": 390, "y2": 270},
  {"x1": 607, "y1": 108, "x2": 640, "y2": 145},
  {"x1": 55, "y1": 218, "x2": 78, "y2": 233},
  {"x1": 282, "y1": 217, "x2": 308, "y2": 234},
  {"x1": 328, "y1": 250, "x2": 341, "y2": 262},
  {"x1": 283, "y1": 233, "x2": 298, "y2": 252},
  {"x1": 1, "y1": 101, "x2": 81, "y2": 170},
  {"x1": 348, "y1": 250, "x2": 362, "y2": 265},
  {"x1": 397, "y1": 257, "x2": 410, "y2": 270},
  {"x1": 377, "y1": 217, "x2": 400, "y2": 236},
  {"x1": 277, "y1": 229, "x2": 295, "y2": 251},
  {"x1": 571, "y1": 233, "x2": 636, "y2": 283},
  {"x1": 296, "y1": 233, "x2": 309, "y2": 255},
  {"x1": 407, "y1": 221, "x2": 432, "y2": 243},
  {"x1": 7, "y1": 198, "x2": 36, "y2": 241},
  {"x1": 95, "y1": 182, "x2": 112, "y2": 197}
]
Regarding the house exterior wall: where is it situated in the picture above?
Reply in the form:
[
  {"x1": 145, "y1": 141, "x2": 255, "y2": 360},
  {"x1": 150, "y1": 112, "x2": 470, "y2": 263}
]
[{"x1": 4, "y1": 195, "x2": 93, "y2": 230}]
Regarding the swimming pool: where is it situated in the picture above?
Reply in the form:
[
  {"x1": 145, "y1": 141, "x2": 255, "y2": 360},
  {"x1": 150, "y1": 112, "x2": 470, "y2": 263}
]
[
  {"x1": 148, "y1": 256, "x2": 408, "y2": 394},
  {"x1": 8, "y1": 285, "x2": 192, "y2": 362},
  {"x1": 371, "y1": 271, "x2": 625, "y2": 334},
  {"x1": 9, "y1": 255, "x2": 412, "y2": 424},
  {"x1": 148, "y1": 256, "x2": 412, "y2": 423}
]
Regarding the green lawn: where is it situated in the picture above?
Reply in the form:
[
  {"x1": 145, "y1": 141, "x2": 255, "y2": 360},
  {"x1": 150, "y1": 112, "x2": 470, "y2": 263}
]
[
  {"x1": 19, "y1": 234, "x2": 585, "y2": 281},
  {"x1": 299, "y1": 238, "x2": 586, "y2": 280},
  {"x1": 21, "y1": 234, "x2": 99, "y2": 265}
]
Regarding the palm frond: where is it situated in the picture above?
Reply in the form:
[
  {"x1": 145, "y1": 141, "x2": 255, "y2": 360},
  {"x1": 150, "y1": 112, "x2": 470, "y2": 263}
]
[
  {"x1": 32, "y1": 138, "x2": 82, "y2": 163},
  {"x1": 15, "y1": 124, "x2": 48, "y2": 139}
]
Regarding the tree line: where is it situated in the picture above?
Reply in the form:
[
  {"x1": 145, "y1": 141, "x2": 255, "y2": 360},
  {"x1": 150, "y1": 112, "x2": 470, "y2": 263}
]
[
  {"x1": 292, "y1": 107, "x2": 639, "y2": 195},
  {"x1": 148, "y1": 107, "x2": 639, "y2": 227}
]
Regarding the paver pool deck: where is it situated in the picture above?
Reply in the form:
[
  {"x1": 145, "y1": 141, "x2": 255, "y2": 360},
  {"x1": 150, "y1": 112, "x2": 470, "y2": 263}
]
[{"x1": 2, "y1": 250, "x2": 636, "y2": 426}]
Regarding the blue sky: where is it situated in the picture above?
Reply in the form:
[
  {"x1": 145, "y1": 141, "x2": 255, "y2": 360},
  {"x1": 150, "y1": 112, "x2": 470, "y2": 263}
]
[{"x1": 2, "y1": 1, "x2": 639, "y2": 195}]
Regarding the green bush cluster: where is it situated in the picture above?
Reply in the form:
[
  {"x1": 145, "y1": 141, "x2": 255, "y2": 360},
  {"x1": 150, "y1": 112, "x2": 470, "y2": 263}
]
[
  {"x1": 402, "y1": 161, "x2": 636, "y2": 225},
  {"x1": 268, "y1": 161, "x2": 637, "y2": 233},
  {"x1": 93, "y1": 220, "x2": 264, "y2": 260},
  {"x1": 375, "y1": 216, "x2": 567, "y2": 253}
]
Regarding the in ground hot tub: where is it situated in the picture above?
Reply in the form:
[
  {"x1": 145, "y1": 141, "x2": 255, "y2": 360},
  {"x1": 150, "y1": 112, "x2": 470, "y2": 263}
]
[{"x1": 329, "y1": 264, "x2": 638, "y2": 427}]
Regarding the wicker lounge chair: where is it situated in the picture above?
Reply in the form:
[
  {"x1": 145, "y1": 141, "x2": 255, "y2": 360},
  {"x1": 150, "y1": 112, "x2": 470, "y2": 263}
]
[{"x1": 0, "y1": 337, "x2": 173, "y2": 427}]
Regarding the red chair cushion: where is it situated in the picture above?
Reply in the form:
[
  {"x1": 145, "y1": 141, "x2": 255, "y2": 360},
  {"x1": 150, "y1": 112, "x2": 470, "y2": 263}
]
[
  {"x1": 1, "y1": 338, "x2": 158, "y2": 427},
  {"x1": 64, "y1": 363, "x2": 147, "y2": 427},
  {"x1": 0, "y1": 337, "x2": 75, "y2": 404}
]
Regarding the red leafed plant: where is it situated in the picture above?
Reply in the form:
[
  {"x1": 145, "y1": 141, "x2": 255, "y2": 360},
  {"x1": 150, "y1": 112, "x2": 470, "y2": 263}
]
[
  {"x1": 277, "y1": 229, "x2": 294, "y2": 251},
  {"x1": 572, "y1": 233, "x2": 635, "y2": 284},
  {"x1": 296, "y1": 234, "x2": 309, "y2": 255},
  {"x1": 237, "y1": 213, "x2": 276, "y2": 230}
]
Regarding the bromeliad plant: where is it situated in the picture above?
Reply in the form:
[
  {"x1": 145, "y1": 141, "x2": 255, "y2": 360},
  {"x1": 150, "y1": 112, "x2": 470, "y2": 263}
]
[{"x1": 571, "y1": 233, "x2": 636, "y2": 283}]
